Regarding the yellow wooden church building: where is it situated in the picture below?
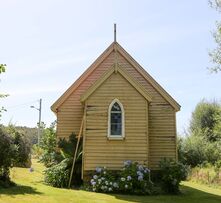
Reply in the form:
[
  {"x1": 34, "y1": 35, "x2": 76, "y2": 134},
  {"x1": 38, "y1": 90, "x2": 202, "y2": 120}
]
[{"x1": 51, "y1": 27, "x2": 180, "y2": 180}]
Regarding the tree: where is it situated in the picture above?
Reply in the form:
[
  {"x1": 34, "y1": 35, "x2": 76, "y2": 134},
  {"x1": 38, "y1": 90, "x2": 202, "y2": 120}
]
[
  {"x1": 190, "y1": 100, "x2": 221, "y2": 141},
  {"x1": 178, "y1": 135, "x2": 221, "y2": 166},
  {"x1": 0, "y1": 128, "x2": 17, "y2": 187},
  {"x1": 6, "y1": 125, "x2": 32, "y2": 168},
  {"x1": 209, "y1": 0, "x2": 221, "y2": 72},
  {"x1": 0, "y1": 64, "x2": 8, "y2": 120}
]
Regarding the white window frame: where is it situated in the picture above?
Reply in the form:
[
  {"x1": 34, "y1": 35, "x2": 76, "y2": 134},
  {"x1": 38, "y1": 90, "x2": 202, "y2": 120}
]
[{"x1": 107, "y1": 99, "x2": 125, "y2": 140}]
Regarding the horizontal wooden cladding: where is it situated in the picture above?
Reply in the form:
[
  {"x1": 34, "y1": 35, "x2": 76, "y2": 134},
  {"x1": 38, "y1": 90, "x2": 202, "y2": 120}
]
[
  {"x1": 86, "y1": 137, "x2": 147, "y2": 143},
  {"x1": 85, "y1": 142, "x2": 148, "y2": 147},
  {"x1": 85, "y1": 165, "x2": 123, "y2": 170},
  {"x1": 85, "y1": 155, "x2": 147, "y2": 161},
  {"x1": 84, "y1": 72, "x2": 148, "y2": 170},
  {"x1": 86, "y1": 129, "x2": 146, "y2": 134},
  {"x1": 85, "y1": 160, "x2": 148, "y2": 170},
  {"x1": 56, "y1": 52, "x2": 116, "y2": 138},
  {"x1": 56, "y1": 48, "x2": 177, "y2": 171},
  {"x1": 150, "y1": 142, "x2": 175, "y2": 147},
  {"x1": 85, "y1": 149, "x2": 147, "y2": 155}
]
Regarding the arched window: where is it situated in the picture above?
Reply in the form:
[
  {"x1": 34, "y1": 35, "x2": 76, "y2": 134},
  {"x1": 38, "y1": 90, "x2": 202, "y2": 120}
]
[{"x1": 108, "y1": 99, "x2": 125, "y2": 139}]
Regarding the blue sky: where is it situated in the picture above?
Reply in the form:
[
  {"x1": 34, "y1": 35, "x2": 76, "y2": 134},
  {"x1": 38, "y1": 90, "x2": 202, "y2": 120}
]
[{"x1": 0, "y1": 0, "x2": 220, "y2": 134}]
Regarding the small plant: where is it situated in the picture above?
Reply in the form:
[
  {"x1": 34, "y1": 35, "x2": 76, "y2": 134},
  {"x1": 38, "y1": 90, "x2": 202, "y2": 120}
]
[{"x1": 159, "y1": 158, "x2": 188, "y2": 194}]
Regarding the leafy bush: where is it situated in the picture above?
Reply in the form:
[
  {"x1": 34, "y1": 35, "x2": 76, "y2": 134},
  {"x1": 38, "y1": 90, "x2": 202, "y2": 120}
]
[
  {"x1": 39, "y1": 125, "x2": 62, "y2": 167},
  {"x1": 44, "y1": 158, "x2": 71, "y2": 188},
  {"x1": 5, "y1": 125, "x2": 32, "y2": 168},
  {"x1": 43, "y1": 132, "x2": 83, "y2": 188},
  {"x1": 119, "y1": 161, "x2": 153, "y2": 194},
  {"x1": 32, "y1": 144, "x2": 44, "y2": 159},
  {"x1": 13, "y1": 130, "x2": 31, "y2": 167},
  {"x1": 90, "y1": 167, "x2": 116, "y2": 192},
  {"x1": 159, "y1": 158, "x2": 188, "y2": 194},
  {"x1": 90, "y1": 161, "x2": 153, "y2": 195},
  {"x1": 0, "y1": 128, "x2": 17, "y2": 188},
  {"x1": 178, "y1": 135, "x2": 221, "y2": 167},
  {"x1": 57, "y1": 133, "x2": 83, "y2": 186}
]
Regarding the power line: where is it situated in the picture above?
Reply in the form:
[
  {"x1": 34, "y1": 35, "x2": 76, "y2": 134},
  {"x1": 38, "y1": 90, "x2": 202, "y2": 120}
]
[{"x1": 4, "y1": 100, "x2": 39, "y2": 109}]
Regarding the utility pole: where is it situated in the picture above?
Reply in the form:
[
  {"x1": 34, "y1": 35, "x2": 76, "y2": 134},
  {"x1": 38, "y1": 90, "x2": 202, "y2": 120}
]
[{"x1": 31, "y1": 98, "x2": 42, "y2": 145}]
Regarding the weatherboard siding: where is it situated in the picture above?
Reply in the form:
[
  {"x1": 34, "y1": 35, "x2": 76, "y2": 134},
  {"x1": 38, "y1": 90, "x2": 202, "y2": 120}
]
[
  {"x1": 56, "y1": 48, "x2": 177, "y2": 171},
  {"x1": 56, "y1": 51, "x2": 115, "y2": 138},
  {"x1": 84, "y1": 73, "x2": 148, "y2": 170}
]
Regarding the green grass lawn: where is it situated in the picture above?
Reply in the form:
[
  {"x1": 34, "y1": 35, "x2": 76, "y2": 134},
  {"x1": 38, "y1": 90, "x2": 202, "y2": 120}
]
[{"x1": 0, "y1": 160, "x2": 221, "y2": 203}]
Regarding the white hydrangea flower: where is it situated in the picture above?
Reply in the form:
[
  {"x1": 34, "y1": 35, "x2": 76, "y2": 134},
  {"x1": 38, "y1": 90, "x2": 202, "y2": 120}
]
[
  {"x1": 121, "y1": 177, "x2": 126, "y2": 181},
  {"x1": 113, "y1": 182, "x2": 119, "y2": 188}
]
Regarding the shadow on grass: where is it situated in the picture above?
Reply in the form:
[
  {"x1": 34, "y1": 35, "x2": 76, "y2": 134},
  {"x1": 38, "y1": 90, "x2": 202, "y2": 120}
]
[
  {"x1": 0, "y1": 184, "x2": 42, "y2": 196},
  {"x1": 108, "y1": 185, "x2": 221, "y2": 203}
]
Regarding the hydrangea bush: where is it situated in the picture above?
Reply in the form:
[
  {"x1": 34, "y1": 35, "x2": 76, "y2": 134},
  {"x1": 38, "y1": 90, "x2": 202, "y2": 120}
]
[
  {"x1": 90, "y1": 166, "x2": 118, "y2": 192},
  {"x1": 90, "y1": 160, "x2": 153, "y2": 195},
  {"x1": 119, "y1": 161, "x2": 153, "y2": 194}
]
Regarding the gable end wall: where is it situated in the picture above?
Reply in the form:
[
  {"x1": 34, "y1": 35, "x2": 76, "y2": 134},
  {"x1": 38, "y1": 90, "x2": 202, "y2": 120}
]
[{"x1": 56, "y1": 50, "x2": 177, "y2": 170}]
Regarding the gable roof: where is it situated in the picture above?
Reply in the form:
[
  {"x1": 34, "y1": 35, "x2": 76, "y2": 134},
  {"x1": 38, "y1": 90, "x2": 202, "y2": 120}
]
[
  {"x1": 51, "y1": 42, "x2": 180, "y2": 112},
  {"x1": 80, "y1": 64, "x2": 152, "y2": 102}
]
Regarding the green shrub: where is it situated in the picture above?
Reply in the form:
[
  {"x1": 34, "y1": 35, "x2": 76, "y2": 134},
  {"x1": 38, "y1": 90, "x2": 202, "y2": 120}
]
[
  {"x1": 90, "y1": 161, "x2": 153, "y2": 195},
  {"x1": 44, "y1": 158, "x2": 71, "y2": 188},
  {"x1": 159, "y1": 158, "x2": 188, "y2": 194},
  {"x1": 43, "y1": 132, "x2": 83, "y2": 187},
  {"x1": 5, "y1": 125, "x2": 32, "y2": 168},
  {"x1": 178, "y1": 135, "x2": 221, "y2": 167},
  {"x1": 0, "y1": 128, "x2": 17, "y2": 188},
  {"x1": 13, "y1": 131, "x2": 31, "y2": 167},
  {"x1": 57, "y1": 133, "x2": 83, "y2": 186},
  {"x1": 90, "y1": 167, "x2": 116, "y2": 192},
  {"x1": 39, "y1": 126, "x2": 61, "y2": 167},
  {"x1": 119, "y1": 161, "x2": 153, "y2": 194},
  {"x1": 32, "y1": 144, "x2": 44, "y2": 159}
]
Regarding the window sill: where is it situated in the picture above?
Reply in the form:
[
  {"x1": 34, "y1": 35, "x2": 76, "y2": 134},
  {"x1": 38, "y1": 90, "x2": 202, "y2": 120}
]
[{"x1": 107, "y1": 136, "x2": 125, "y2": 140}]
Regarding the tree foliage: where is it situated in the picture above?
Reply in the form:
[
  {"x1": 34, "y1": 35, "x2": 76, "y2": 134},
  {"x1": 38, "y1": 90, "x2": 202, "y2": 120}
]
[
  {"x1": 0, "y1": 64, "x2": 8, "y2": 120},
  {"x1": 190, "y1": 100, "x2": 221, "y2": 141},
  {"x1": 6, "y1": 125, "x2": 32, "y2": 168},
  {"x1": 209, "y1": 0, "x2": 221, "y2": 72},
  {"x1": 178, "y1": 99, "x2": 221, "y2": 167},
  {"x1": 0, "y1": 64, "x2": 6, "y2": 73},
  {"x1": 0, "y1": 128, "x2": 17, "y2": 187},
  {"x1": 178, "y1": 135, "x2": 221, "y2": 167},
  {"x1": 38, "y1": 123, "x2": 62, "y2": 167},
  {"x1": 14, "y1": 126, "x2": 38, "y2": 145}
]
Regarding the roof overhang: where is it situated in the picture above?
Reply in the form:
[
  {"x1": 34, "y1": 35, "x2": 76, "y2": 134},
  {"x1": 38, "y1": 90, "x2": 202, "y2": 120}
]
[{"x1": 51, "y1": 42, "x2": 181, "y2": 113}]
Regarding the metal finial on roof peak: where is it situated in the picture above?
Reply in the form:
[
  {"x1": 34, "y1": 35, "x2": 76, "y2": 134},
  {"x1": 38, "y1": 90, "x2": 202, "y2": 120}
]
[{"x1": 114, "y1": 23, "x2": 116, "y2": 42}]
